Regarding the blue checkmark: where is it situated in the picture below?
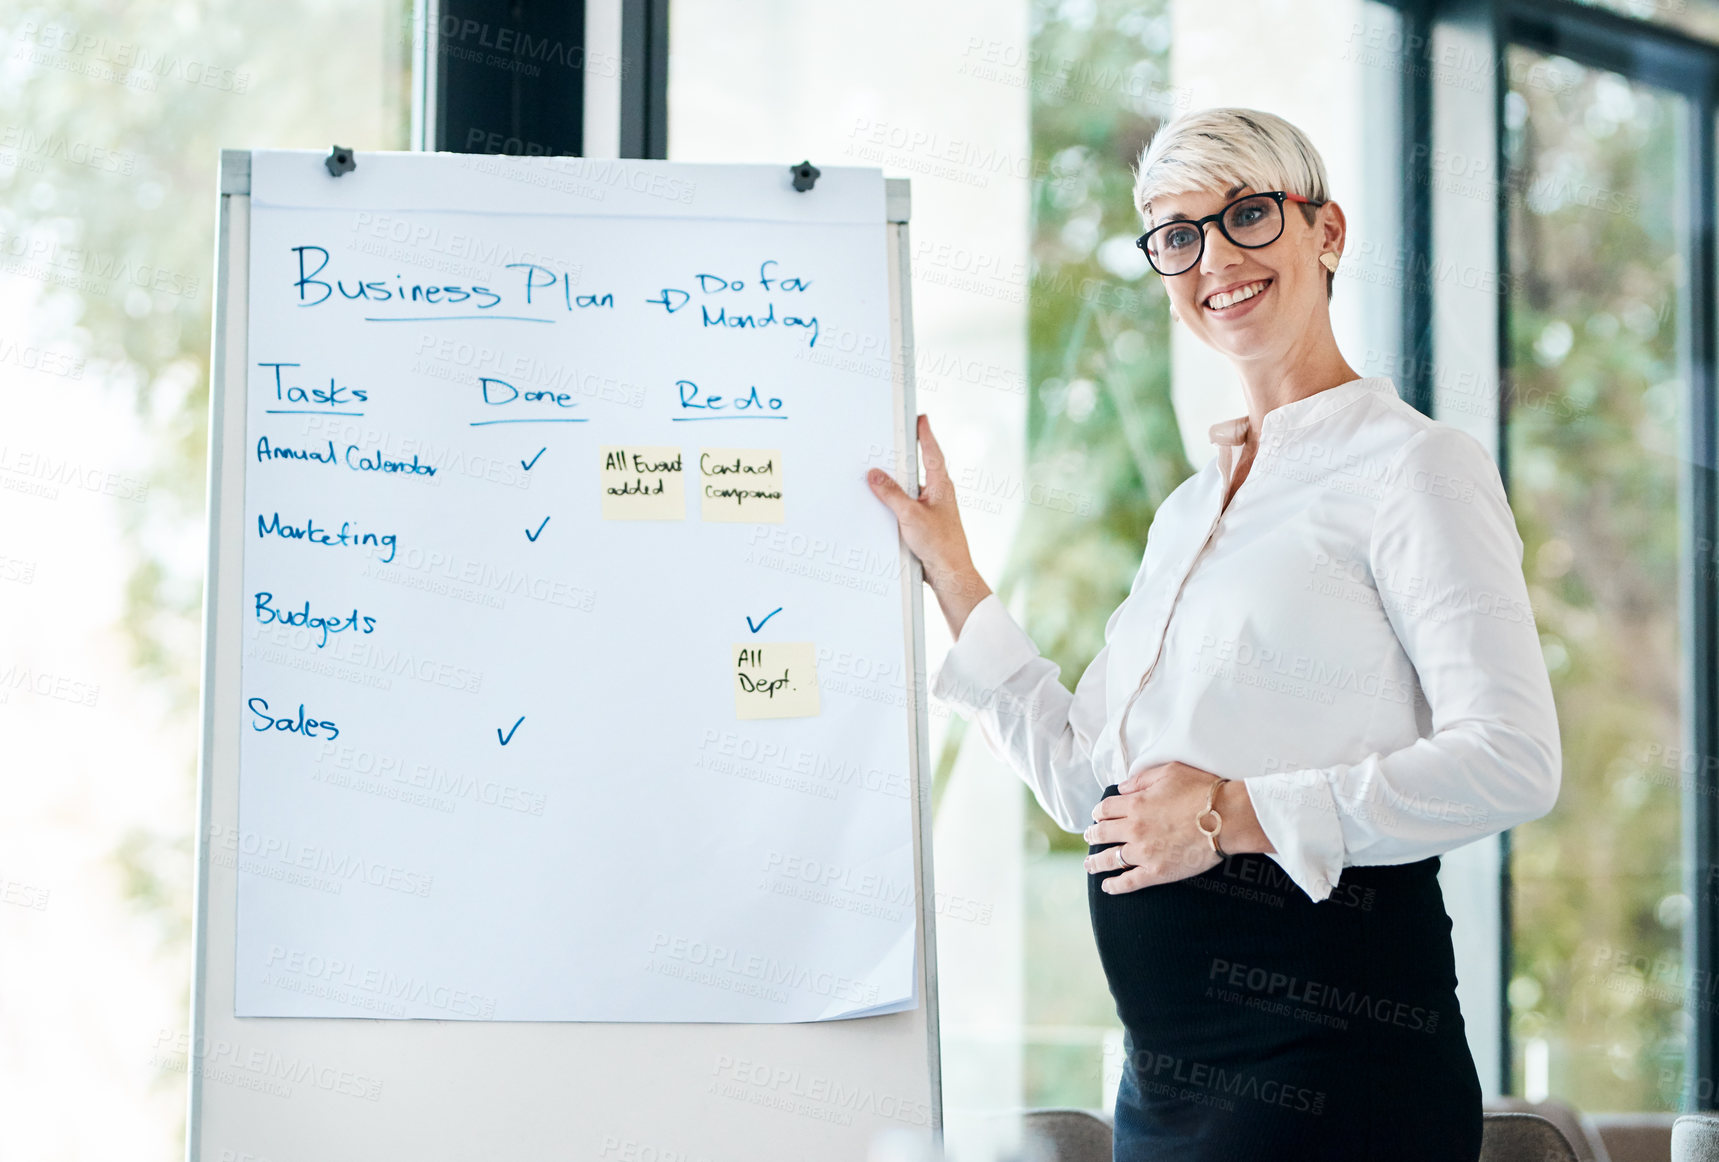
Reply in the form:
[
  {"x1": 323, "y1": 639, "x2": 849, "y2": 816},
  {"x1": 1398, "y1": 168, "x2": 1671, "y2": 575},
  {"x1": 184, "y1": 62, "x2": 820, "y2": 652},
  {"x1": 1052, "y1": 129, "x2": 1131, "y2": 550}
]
[
  {"x1": 745, "y1": 606, "x2": 783, "y2": 633},
  {"x1": 497, "y1": 716, "x2": 525, "y2": 746},
  {"x1": 521, "y1": 448, "x2": 546, "y2": 471},
  {"x1": 525, "y1": 516, "x2": 550, "y2": 542}
]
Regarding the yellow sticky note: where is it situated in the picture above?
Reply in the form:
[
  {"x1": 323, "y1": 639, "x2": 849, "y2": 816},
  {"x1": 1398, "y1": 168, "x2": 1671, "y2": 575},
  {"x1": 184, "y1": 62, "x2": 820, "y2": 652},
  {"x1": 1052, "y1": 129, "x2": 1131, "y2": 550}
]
[
  {"x1": 600, "y1": 446, "x2": 684, "y2": 520},
  {"x1": 734, "y1": 641, "x2": 820, "y2": 719},
  {"x1": 699, "y1": 448, "x2": 784, "y2": 522}
]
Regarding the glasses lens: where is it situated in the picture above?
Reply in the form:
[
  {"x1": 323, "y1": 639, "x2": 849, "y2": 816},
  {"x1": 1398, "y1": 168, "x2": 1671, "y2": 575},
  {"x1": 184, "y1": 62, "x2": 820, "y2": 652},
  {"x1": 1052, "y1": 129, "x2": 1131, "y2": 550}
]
[
  {"x1": 1222, "y1": 194, "x2": 1283, "y2": 247},
  {"x1": 1146, "y1": 220, "x2": 1203, "y2": 275}
]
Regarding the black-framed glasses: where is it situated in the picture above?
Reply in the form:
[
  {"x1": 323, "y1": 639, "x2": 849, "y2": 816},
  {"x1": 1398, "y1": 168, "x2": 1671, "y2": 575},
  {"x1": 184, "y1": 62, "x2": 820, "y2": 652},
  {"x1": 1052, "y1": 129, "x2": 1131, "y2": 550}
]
[{"x1": 1135, "y1": 190, "x2": 1324, "y2": 276}]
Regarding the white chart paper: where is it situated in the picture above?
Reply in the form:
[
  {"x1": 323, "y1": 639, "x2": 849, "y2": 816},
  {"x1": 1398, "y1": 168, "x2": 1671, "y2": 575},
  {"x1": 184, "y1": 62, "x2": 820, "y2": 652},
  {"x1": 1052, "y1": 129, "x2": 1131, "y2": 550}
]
[{"x1": 234, "y1": 151, "x2": 916, "y2": 1022}]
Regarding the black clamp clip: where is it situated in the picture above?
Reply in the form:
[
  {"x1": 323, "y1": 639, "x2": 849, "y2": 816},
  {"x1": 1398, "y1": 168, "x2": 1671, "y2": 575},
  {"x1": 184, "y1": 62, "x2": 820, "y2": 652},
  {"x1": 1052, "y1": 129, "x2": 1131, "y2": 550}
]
[
  {"x1": 325, "y1": 145, "x2": 357, "y2": 178},
  {"x1": 790, "y1": 160, "x2": 820, "y2": 192}
]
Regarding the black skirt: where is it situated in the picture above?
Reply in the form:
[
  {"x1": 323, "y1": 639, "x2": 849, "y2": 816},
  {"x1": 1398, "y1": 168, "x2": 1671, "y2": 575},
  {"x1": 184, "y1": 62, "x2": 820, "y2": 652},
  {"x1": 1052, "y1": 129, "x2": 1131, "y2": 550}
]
[{"x1": 1087, "y1": 785, "x2": 1483, "y2": 1162}]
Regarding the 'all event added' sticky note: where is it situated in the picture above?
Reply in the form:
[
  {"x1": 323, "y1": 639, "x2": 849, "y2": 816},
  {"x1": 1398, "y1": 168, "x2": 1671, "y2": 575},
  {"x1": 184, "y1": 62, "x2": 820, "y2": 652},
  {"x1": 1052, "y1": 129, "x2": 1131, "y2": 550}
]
[
  {"x1": 600, "y1": 446, "x2": 684, "y2": 519},
  {"x1": 733, "y1": 642, "x2": 820, "y2": 719},
  {"x1": 700, "y1": 448, "x2": 783, "y2": 522}
]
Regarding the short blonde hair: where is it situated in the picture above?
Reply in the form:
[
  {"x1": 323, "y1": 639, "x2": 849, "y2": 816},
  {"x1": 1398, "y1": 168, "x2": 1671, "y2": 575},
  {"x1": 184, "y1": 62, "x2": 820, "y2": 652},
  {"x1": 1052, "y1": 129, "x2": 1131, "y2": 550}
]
[{"x1": 1133, "y1": 107, "x2": 1335, "y2": 299}]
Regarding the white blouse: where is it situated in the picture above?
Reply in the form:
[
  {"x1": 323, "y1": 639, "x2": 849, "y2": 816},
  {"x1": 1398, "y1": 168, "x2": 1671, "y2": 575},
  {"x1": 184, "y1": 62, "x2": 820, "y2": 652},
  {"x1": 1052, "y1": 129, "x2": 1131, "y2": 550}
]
[{"x1": 929, "y1": 375, "x2": 1561, "y2": 902}]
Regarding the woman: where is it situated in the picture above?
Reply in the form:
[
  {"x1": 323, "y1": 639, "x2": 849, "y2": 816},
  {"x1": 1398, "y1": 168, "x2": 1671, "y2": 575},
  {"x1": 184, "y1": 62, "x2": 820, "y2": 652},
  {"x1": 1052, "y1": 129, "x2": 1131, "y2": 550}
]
[{"x1": 865, "y1": 107, "x2": 1560, "y2": 1161}]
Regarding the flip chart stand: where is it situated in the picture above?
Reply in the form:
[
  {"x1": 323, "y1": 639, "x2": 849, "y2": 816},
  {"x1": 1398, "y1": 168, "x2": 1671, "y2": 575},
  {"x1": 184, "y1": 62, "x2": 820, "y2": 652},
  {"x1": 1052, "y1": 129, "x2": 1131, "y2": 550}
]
[{"x1": 188, "y1": 149, "x2": 938, "y2": 1161}]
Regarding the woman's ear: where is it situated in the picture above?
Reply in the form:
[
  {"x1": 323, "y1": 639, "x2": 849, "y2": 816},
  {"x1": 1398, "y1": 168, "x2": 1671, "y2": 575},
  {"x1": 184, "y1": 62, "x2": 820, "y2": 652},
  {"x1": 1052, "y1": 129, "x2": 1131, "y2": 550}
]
[{"x1": 1318, "y1": 199, "x2": 1347, "y2": 263}]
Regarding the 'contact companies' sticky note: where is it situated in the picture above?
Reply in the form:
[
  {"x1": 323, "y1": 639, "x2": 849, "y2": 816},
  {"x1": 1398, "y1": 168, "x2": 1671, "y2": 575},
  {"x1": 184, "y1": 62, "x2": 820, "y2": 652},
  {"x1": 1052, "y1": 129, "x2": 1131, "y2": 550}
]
[
  {"x1": 700, "y1": 448, "x2": 783, "y2": 522},
  {"x1": 733, "y1": 641, "x2": 820, "y2": 719},
  {"x1": 600, "y1": 446, "x2": 684, "y2": 519}
]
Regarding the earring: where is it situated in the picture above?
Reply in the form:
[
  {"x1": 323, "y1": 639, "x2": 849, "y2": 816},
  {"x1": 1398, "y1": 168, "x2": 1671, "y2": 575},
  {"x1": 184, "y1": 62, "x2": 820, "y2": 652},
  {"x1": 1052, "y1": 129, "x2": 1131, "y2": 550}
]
[
  {"x1": 1169, "y1": 308, "x2": 1181, "y2": 324},
  {"x1": 1319, "y1": 252, "x2": 1340, "y2": 274}
]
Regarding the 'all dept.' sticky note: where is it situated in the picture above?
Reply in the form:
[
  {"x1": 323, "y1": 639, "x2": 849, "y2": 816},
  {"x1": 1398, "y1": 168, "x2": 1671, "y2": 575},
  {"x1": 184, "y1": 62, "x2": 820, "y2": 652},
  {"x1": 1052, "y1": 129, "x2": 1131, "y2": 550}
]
[
  {"x1": 733, "y1": 642, "x2": 820, "y2": 719},
  {"x1": 600, "y1": 446, "x2": 684, "y2": 520},
  {"x1": 699, "y1": 448, "x2": 783, "y2": 522}
]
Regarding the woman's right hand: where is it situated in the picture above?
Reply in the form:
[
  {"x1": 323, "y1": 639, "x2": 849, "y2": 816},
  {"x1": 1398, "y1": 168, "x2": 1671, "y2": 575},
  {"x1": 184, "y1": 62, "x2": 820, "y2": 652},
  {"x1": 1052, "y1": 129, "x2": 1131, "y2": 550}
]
[{"x1": 864, "y1": 413, "x2": 993, "y2": 638}]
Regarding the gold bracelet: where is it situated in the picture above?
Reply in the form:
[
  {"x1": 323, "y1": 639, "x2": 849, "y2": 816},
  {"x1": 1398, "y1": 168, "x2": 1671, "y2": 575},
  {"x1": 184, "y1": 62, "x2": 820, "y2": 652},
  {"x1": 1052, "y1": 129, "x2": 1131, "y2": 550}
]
[{"x1": 1195, "y1": 777, "x2": 1229, "y2": 859}]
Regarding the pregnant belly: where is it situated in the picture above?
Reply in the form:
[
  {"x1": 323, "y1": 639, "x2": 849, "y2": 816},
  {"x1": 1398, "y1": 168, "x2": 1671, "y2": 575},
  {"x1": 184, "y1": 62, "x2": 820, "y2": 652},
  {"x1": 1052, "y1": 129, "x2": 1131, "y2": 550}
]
[{"x1": 1086, "y1": 828, "x2": 1463, "y2": 1062}]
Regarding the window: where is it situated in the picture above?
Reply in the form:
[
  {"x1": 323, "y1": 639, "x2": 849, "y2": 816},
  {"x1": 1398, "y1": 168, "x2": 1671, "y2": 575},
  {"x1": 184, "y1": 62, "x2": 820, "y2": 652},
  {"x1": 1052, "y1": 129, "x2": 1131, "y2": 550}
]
[
  {"x1": 674, "y1": 0, "x2": 1421, "y2": 1150},
  {"x1": 0, "y1": 2, "x2": 412, "y2": 1156},
  {"x1": 1502, "y1": 37, "x2": 1693, "y2": 1113}
]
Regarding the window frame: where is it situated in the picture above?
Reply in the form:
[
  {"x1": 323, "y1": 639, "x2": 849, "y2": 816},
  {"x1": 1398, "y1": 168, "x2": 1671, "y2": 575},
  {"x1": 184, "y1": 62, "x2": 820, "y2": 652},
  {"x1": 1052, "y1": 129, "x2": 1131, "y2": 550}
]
[{"x1": 1383, "y1": 0, "x2": 1719, "y2": 1104}]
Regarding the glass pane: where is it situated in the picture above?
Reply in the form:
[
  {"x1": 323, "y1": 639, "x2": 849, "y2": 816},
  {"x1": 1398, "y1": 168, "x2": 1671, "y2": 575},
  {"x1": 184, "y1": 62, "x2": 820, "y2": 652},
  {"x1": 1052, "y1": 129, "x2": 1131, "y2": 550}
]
[
  {"x1": 1019, "y1": 0, "x2": 1416, "y2": 1115},
  {"x1": 1020, "y1": 0, "x2": 1177, "y2": 1111},
  {"x1": 0, "y1": 2, "x2": 411, "y2": 1157},
  {"x1": 1503, "y1": 45, "x2": 1688, "y2": 1112},
  {"x1": 1566, "y1": 0, "x2": 1719, "y2": 48},
  {"x1": 671, "y1": 0, "x2": 1427, "y2": 1149}
]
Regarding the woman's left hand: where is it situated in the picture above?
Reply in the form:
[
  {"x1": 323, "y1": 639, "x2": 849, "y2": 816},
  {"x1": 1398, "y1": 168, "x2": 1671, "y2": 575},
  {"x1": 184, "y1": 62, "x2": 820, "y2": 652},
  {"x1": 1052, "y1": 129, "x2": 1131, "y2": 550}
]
[{"x1": 1083, "y1": 761, "x2": 1228, "y2": 893}]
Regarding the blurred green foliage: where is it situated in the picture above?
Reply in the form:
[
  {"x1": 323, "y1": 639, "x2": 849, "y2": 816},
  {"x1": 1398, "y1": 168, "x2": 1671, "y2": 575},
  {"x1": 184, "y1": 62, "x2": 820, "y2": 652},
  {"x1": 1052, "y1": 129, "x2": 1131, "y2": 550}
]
[
  {"x1": 1018, "y1": 0, "x2": 1189, "y2": 858},
  {"x1": 1503, "y1": 48, "x2": 1687, "y2": 1111},
  {"x1": 1015, "y1": 0, "x2": 1184, "y2": 1109},
  {"x1": 0, "y1": 2, "x2": 410, "y2": 1148}
]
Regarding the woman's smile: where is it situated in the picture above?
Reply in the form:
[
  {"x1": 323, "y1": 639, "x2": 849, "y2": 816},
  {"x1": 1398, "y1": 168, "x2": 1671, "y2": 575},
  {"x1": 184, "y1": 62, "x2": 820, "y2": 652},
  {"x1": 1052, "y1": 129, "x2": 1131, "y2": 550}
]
[{"x1": 1202, "y1": 276, "x2": 1273, "y2": 317}]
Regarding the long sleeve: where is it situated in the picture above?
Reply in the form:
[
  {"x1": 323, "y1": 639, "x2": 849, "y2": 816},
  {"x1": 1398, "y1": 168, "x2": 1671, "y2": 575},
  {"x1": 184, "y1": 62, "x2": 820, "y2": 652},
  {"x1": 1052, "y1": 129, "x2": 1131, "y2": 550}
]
[
  {"x1": 929, "y1": 587, "x2": 1130, "y2": 833},
  {"x1": 1244, "y1": 424, "x2": 1563, "y2": 901}
]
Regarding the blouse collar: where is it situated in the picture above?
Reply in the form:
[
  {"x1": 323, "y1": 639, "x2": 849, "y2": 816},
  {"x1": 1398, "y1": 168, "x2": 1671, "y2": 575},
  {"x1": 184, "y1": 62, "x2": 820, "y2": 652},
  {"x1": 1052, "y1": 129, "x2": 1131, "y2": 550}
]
[{"x1": 1206, "y1": 376, "x2": 1395, "y2": 483}]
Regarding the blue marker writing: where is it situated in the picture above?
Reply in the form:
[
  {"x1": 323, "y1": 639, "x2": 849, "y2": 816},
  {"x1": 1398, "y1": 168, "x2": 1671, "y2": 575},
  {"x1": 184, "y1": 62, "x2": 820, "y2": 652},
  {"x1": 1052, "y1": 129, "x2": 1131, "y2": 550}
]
[
  {"x1": 253, "y1": 592, "x2": 377, "y2": 648},
  {"x1": 247, "y1": 696, "x2": 340, "y2": 740}
]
